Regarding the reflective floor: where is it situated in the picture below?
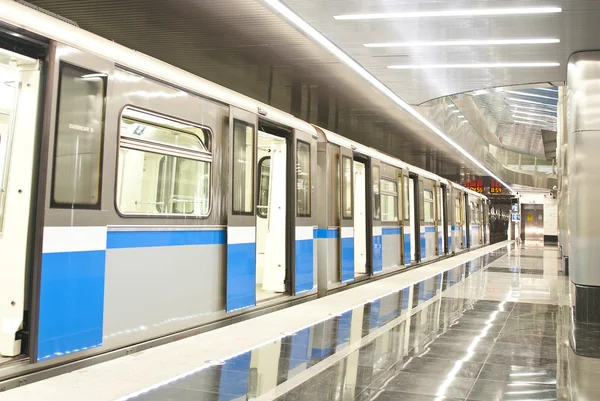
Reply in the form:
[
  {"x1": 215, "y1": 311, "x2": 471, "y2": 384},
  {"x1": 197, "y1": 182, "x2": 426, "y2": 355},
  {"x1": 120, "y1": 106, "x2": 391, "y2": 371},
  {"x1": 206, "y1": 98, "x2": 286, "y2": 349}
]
[{"x1": 127, "y1": 243, "x2": 578, "y2": 401}]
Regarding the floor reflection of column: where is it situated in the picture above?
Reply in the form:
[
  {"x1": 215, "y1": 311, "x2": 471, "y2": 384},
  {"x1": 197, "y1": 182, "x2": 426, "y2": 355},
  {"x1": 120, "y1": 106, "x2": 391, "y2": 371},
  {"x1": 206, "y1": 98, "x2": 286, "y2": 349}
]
[{"x1": 341, "y1": 306, "x2": 364, "y2": 400}]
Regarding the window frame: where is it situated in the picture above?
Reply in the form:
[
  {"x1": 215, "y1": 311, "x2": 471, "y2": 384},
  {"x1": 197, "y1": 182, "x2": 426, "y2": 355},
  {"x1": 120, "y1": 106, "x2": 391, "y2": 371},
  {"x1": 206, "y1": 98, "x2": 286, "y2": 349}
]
[
  {"x1": 342, "y1": 156, "x2": 353, "y2": 220},
  {"x1": 51, "y1": 61, "x2": 107, "y2": 210},
  {"x1": 231, "y1": 119, "x2": 255, "y2": 216},
  {"x1": 115, "y1": 105, "x2": 214, "y2": 219},
  {"x1": 380, "y1": 177, "x2": 398, "y2": 223},
  {"x1": 423, "y1": 189, "x2": 435, "y2": 223},
  {"x1": 296, "y1": 139, "x2": 312, "y2": 218},
  {"x1": 257, "y1": 155, "x2": 271, "y2": 219},
  {"x1": 372, "y1": 165, "x2": 381, "y2": 221}
]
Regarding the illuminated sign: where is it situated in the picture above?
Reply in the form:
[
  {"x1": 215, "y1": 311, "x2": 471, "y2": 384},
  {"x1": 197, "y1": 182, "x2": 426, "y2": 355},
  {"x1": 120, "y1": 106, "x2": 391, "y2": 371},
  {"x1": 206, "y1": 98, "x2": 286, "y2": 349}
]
[
  {"x1": 490, "y1": 179, "x2": 503, "y2": 194},
  {"x1": 465, "y1": 178, "x2": 483, "y2": 193}
]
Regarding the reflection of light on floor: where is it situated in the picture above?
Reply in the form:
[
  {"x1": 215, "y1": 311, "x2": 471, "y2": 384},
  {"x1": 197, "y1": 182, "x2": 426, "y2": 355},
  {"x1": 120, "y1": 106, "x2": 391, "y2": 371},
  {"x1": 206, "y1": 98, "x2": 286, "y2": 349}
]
[{"x1": 435, "y1": 295, "x2": 512, "y2": 400}]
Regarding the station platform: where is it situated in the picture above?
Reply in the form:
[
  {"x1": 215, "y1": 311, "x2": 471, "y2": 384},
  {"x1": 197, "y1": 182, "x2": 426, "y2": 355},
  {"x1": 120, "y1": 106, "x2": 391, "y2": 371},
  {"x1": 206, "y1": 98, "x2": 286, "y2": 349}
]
[{"x1": 2, "y1": 240, "x2": 598, "y2": 401}]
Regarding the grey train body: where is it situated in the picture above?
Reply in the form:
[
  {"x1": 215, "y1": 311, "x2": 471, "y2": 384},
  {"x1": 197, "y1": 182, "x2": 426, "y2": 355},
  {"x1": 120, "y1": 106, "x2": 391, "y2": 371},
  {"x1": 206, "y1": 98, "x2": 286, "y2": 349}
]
[{"x1": 0, "y1": 1, "x2": 491, "y2": 377}]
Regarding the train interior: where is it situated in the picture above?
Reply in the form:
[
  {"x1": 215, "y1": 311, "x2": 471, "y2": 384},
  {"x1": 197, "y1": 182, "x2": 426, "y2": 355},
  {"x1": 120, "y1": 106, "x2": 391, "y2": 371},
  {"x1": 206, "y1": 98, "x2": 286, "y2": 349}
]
[
  {"x1": 117, "y1": 107, "x2": 211, "y2": 216},
  {"x1": 255, "y1": 130, "x2": 287, "y2": 302},
  {"x1": 0, "y1": 45, "x2": 40, "y2": 366},
  {"x1": 352, "y1": 160, "x2": 368, "y2": 277}
]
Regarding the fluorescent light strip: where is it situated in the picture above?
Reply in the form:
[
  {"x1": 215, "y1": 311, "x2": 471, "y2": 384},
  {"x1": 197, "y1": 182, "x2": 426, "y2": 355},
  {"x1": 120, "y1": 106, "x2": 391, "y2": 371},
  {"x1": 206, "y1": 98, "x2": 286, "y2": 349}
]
[
  {"x1": 262, "y1": 0, "x2": 512, "y2": 191},
  {"x1": 514, "y1": 119, "x2": 553, "y2": 127},
  {"x1": 506, "y1": 97, "x2": 558, "y2": 107},
  {"x1": 388, "y1": 62, "x2": 559, "y2": 69},
  {"x1": 510, "y1": 104, "x2": 557, "y2": 113},
  {"x1": 512, "y1": 110, "x2": 557, "y2": 119},
  {"x1": 512, "y1": 115, "x2": 556, "y2": 124},
  {"x1": 537, "y1": 87, "x2": 559, "y2": 93},
  {"x1": 505, "y1": 90, "x2": 558, "y2": 100},
  {"x1": 334, "y1": 7, "x2": 562, "y2": 20},
  {"x1": 365, "y1": 38, "x2": 559, "y2": 48}
]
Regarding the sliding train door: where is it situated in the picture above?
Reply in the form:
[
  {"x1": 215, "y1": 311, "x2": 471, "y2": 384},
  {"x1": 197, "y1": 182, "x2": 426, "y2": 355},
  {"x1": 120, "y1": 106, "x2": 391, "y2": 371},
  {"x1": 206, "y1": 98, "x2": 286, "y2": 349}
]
[
  {"x1": 0, "y1": 43, "x2": 41, "y2": 359},
  {"x1": 293, "y1": 129, "x2": 316, "y2": 294},
  {"x1": 371, "y1": 159, "x2": 382, "y2": 274},
  {"x1": 226, "y1": 107, "x2": 258, "y2": 312},
  {"x1": 34, "y1": 45, "x2": 112, "y2": 362},
  {"x1": 339, "y1": 147, "x2": 354, "y2": 283}
]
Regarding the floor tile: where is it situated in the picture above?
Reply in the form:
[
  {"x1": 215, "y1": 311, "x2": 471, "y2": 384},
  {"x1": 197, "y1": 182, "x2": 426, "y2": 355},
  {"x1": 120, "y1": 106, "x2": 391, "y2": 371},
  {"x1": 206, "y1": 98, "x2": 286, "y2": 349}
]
[
  {"x1": 368, "y1": 371, "x2": 475, "y2": 399},
  {"x1": 477, "y1": 363, "x2": 558, "y2": 383},
  {"x1": 467, "y1": 379, "x2": 557, "y2": 400}
]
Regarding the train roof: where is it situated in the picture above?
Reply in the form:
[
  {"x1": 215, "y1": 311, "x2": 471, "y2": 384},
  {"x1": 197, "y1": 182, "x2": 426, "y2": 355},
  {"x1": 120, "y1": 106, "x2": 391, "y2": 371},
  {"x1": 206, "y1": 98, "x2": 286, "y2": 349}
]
[
  {"x1": 1, "y1": 1, "x2": 487, "y2": 201},
  {"x1": 0, "y1": 0, "x2": 316, "y2": 135},
  {"x1": 315, "y1": 126, "x2": 487, "y2": 200}
]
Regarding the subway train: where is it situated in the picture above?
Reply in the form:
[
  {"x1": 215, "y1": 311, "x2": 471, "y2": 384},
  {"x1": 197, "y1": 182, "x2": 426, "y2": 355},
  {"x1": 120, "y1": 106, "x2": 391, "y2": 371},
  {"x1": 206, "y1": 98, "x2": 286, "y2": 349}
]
[{"x1": 0, "y1": 1, "x2": 490, "y2": 377}]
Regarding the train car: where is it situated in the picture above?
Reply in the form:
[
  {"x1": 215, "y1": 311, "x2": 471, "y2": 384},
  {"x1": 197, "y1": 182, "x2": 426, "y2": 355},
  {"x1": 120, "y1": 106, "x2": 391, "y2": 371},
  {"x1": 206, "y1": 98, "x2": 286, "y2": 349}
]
[
  {"x1": 314, "y1": 128, "x2": 487, "y2": 293},
  {"x1": 0, "y1": 0, "x2": 490, "y2": 380}
]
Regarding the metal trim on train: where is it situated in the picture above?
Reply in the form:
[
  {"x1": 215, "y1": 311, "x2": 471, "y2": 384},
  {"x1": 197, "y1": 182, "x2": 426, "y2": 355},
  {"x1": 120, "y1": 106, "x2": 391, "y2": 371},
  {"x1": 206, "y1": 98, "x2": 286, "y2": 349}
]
[{"x1": 0, "y1": 0, "x2": 490, "y2": 379}]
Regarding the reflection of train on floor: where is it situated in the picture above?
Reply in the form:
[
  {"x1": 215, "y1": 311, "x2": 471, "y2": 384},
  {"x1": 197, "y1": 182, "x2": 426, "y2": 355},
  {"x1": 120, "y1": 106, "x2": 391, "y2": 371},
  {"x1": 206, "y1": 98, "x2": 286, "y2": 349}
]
[{"x1": 0, "y1": 1, "x2": 489, "y2": 377}]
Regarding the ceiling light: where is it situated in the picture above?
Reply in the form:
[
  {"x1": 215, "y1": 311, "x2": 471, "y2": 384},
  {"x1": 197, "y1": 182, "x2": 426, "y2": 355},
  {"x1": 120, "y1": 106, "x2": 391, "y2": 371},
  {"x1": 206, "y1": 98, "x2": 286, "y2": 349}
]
[
  {"x1": 505, "y1": 90, "x2": 558, "y2": 100},
  {"x1": 513, "y1": 119, "x2": 553, "y2": 127},
  {"x1": 334, "y1": 7, "x2": 562, "y2": 20},
  {"x1": 510, "y1": 104, "x2": 557, "y2": 112},
  {"x1": 261, "y1": 0, "x2": 513, "y2": 192},
  {"x1": 388, "y1": 62, "x2": 560, "y2": 69},
  {"x1": 512, "y1": 115, "x2": 556, "y2": 124},
  {"x1": 506, "y1": 97, "x2": 558, "y2": 107},
  {"x1": 512, "y1": 110, "x2": 557, "y2": 119},
  {"x1": 365, "y1": 38, "x2": 559, "y2": 48}
]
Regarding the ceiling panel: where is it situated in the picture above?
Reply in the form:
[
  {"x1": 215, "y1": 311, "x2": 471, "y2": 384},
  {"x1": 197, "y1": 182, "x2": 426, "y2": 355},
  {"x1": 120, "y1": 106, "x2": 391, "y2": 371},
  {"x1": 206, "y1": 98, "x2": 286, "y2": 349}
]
[{"x1": 280, "y1": 0, "x2": 600, "y2": 104}]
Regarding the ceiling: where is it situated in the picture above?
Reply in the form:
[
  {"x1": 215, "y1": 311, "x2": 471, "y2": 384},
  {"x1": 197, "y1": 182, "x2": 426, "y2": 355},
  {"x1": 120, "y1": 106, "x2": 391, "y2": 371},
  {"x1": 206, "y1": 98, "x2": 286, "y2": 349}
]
[
  {"x1": 21, "y1": 0, "x2": 598, "y2": 186},
  {"x1": 278, "y1": 0, "x2": 600, "y2": 104}
]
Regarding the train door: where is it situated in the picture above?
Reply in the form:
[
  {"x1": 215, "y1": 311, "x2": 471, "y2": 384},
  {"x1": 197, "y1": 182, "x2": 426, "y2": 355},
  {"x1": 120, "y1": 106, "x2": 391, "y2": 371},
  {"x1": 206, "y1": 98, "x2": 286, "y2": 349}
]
[
  {"x1": 0, "y1": 46, "x2": 41, "y2": 360},
  {"x1": 33, "y1": 45, "x2": 112, "y2": 362},
  {"x1": 409, "y1": 175, "x2": 419, "y2": 262},
  {"x1": 293, "y1": 130, "x2": 316, "y2": 294},
  {"x1": 397, "y1": 171, "x2": 405, "y2": 266},
  {"x1": 226, "y1": 108, "x2": 259, "y2": 312},
  {"x1": 434, "y1": 184, "x2": 443, "y2": 256},
  {"x1": 339, "y1": 148, "x2": 354, "y2": 282},
  {"x1": 371, "y1": 160, "x2": 382, "y2": 274},
  {"x1": 353, "y1": 159, "x2": 368, "y2": 277},
  {"x1": 255, "y1": 127, "x2": 287, "y2": 302},
  {"x1": 464, "y1": 193, "x2": 471, "y2": 249},
  {"x1": 441, "y1": 185, "x2": 449, "y2": 254}
]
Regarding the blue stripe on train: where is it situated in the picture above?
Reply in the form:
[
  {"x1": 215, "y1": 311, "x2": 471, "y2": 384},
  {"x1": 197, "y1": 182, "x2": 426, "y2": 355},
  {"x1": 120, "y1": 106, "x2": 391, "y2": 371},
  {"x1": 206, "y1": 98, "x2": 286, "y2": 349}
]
[
  {"x1": 372, "y1": 234, "x2": 383, "y2": 273},
  {"x1": 382, "y1": 227, "x2": 401, "y2": 235},
  {"x1": 295, "y1": 238, "x2": 314, "y2": 294},
  {"x1": 226, "y1": 242, "x2": 256, "y2": 312},
  {"x1": 107, "y1": 229, "x2": 225, "y2": 248},
  {"x1": 341, "y1": 237, "x2": 354, "y2": 283},
  {"x1": 314, "y1": 228, "x2": 339, "y2": 239},
  {"x1": 404, "y1": 233, "x2": 411, "y2": 265},
  {"x1": 38, "y1": 250, "x2": 106, "y2": 362}
]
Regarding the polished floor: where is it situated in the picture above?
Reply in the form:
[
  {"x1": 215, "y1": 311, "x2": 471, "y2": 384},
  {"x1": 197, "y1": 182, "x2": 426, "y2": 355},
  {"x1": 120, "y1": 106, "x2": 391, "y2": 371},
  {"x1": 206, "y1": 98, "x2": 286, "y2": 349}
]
[
  {"x1": 127, "y1": 243, "x2": 572, "y2": 401},
  {"x1": 6, "y1": 241, "x2": 600, "y2": 401}
]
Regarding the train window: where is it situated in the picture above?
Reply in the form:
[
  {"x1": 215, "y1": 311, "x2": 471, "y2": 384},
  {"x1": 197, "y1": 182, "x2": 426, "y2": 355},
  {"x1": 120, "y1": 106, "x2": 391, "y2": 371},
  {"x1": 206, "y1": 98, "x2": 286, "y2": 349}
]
[
  {"x1": 331, "y1": 149, "x2": 340, "y2": 225},
  {"x1": 342, "y1": 156, "x2": 352, "y2": 219},
  {"x1": 51, "y1": 63, "x2": 106, "y2": 208},
  {"x1": 402, "y1": 175, "x2": 409, "y2": 220},
  {"x1": 455, "y1": 198, "x2": 462, "y2": 223},
  {"x1": 424, "y1": 189, "x2": 434, "y2": 223},
  {"x1": 381, "y1": 179, "x2": 398, "y2": 223},
  {"x1": 232, "y1": 120, "x2": 255, "y2": 215},
  {"x1": 372, "y1": 166, "x2": 381, "y2": 220},
  {"x1": 117, "y1": 107, "x2": 212, "y2": 217},
  {"x1": 257, "y1": 156, "x2": 270, "y2": 218},
  {"x1": 296, "y1": 140, "x2": 311, "y2": 217}
]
